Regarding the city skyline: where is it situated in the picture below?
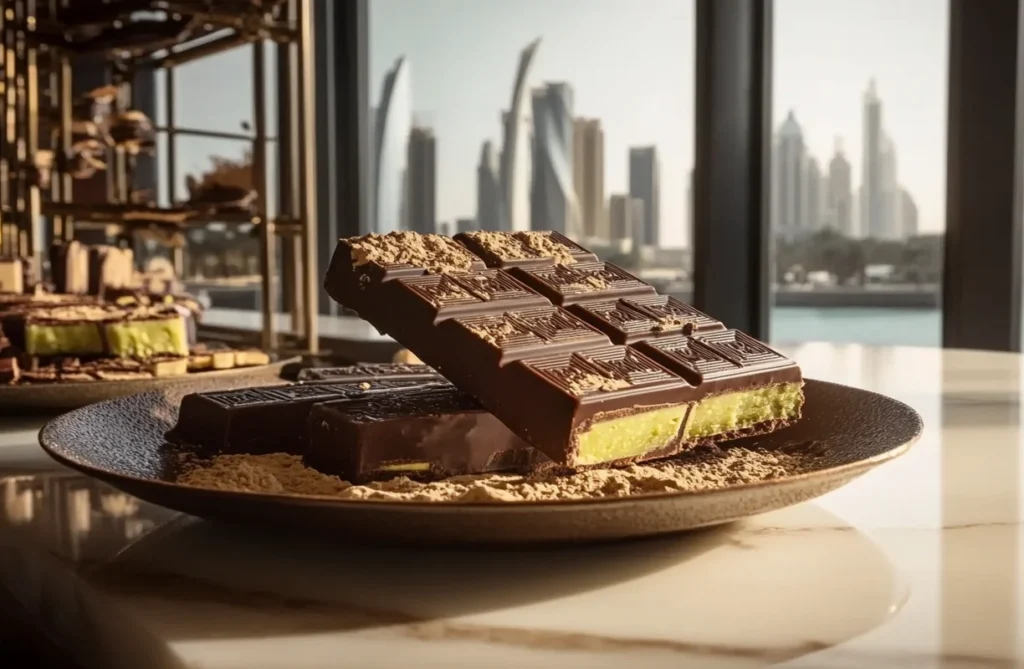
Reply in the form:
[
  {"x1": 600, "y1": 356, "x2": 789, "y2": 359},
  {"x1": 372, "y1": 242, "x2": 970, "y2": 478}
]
[
  {"x1": 149, "y1": 0, "x2": 948, "y2": 249},
  {"x1": 368, "y1": 0, "x2": 947, "y2": 247},
  {"x1": 770, "y1": 82, "x2": 920, "y2": 243}
]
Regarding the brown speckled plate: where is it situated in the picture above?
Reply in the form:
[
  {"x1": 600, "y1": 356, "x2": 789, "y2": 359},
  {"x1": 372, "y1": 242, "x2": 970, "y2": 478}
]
[
  {"x1": 38, "y1": 379, "x2": 922, "y2": 544},
  {"x1": 0, "y1": 357, "x2": 299, "y2": 412}
]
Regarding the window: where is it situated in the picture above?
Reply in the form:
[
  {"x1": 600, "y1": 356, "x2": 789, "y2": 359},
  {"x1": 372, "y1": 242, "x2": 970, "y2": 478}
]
[
  {"x1": 769, "y1": 0, "x2": 948, "y2": 347},
  {"x1": 151, "y1": 41, "x2": 279, "y2": 311},
  {"x1": 367, "y1": 0, "x2": 696, "y2": 296}
]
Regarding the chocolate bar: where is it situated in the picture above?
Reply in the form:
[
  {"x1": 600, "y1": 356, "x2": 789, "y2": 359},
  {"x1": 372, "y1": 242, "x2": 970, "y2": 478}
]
[
  {"x1": 12, "y1": 304, "x2": 189, "y2": 359},
  {"x1": 297, "y1": 362, "x2": 443, "y2": 383},
  {"x1": 305, "y1": 385, "x2": 545, "y2": 483},
  {"x1": 166, "y1": 379, "x2": 441, "y2": 455},
  {"x1": 325, "y1": 230, "x2": 804, "y2": 469}
]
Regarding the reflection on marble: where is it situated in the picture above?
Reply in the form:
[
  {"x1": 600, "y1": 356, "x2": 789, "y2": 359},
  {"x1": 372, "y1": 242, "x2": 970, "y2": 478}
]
[
  {"x1": 0, "y1": 482, "x2": 902, "y2": 669},
  {"x1": 0, "y1": 344, "x2": 1021, "y2": 667},
  {"x1": 0, "y1": 473, "x2": 176, "y2": 566}
]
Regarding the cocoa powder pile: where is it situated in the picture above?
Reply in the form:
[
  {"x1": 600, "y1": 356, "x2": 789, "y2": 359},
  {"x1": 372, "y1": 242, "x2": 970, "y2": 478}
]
[{"x1": 175, "y1": 444, "x2": 819, "y2": 504}]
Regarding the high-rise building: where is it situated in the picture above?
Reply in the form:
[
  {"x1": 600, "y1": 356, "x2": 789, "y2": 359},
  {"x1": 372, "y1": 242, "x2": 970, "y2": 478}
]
[
  {"x1": 372, "y1": 57, "x2": 412, "y2": 233},
  {"x1": 861, "y1": 79, "x2": 885, "y2": 240},
  {"x1": 456, "y1": 217, "x2": 478, "y2": 233},
  {"x1": 531, "y1": 83, "x2": 580, "y2": 236},
  {"x1": 608, "y1": 193, "x2": 644, "y2": 246},
  {"x1": 406, "y1": 126, "x2": 436, "y2": 234},
  {"x1": 806, "y1": 156, "x2": 824, "y2": 233},
  {"x1": 826, "y1": 137, "x2": 853, "y2": 236},
  {"x1": 880, "y1": 134, "x2": 902, "y2": 240},
  {"x1": 476, "y1": 140, "x2": 502, "y2": 231},
  {"x1": 773, "y1": 110, "x2": 806, "y2": 241},
  {"x1": 900, "y1": 188, "x2": 918, "y2": 238},
  {"x1": 499, "y1": 39, "x2": 541, "y2": 232},
  {"x1": 573, "y1": 118, "x2": 605, "y2": 240},
  {"x1": 628, "y1": 146, "x2": 660, "y2": 246}
]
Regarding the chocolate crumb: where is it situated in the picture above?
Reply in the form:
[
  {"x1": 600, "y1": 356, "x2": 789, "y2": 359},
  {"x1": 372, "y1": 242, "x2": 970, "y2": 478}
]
[
  {"x1": 175, "y1": 444, "x2": 821, "y2": 503},
  {"x1": 464, "y1": 231, "x2": 536, "y2": 261},
  {"x1": 513, "y1": 231, "x2": 577, "y2": 265},
  {"x1": 346, "y1": 232, "x2": 478, "y2": 274}
]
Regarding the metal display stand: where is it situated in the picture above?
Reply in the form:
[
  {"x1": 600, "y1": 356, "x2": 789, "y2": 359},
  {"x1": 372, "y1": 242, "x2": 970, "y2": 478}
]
[{"x1": 0, "y1": 0, "x2": 318, "y2": 354}]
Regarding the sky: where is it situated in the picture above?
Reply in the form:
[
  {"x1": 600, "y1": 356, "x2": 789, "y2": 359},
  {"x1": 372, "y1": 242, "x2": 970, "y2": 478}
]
[{"x1": 158, "y1": 0, "x2": 950, "y2": 249}]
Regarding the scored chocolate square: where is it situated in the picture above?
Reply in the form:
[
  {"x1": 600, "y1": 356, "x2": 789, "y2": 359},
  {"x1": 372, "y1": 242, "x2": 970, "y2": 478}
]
[
  {"x1": 511, "y1": 261, "x2": 656, "y2": 306},
  {"x1": 455, "y1": 230, "x2": 597, "y2": 268},
  {"x1": 448, "y1": 269, "x2": 550, "y2": 310},
  {"x1": 383, "y1": 274, "x2": 486, "y2": 324},
  {"x1": 623, "y1": 295, "x2": 724, "y2": 334},
  {"x1": 438, "y1": 306, "x2": 610, "y2": 367},
  {"x1": 568, "y1": 299, "x2": 671, "y2": 344},
  {"x1": 693, "y1": 329, "x2": 795, "y2": 370},
  {"x1": 634, "y1": 330, "x2": 800, "y2": 396}
]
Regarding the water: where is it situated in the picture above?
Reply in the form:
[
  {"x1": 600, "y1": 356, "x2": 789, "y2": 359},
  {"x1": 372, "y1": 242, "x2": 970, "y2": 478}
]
[{"x1": 771, "y1": 307, "x2": 941, "y2": 347}]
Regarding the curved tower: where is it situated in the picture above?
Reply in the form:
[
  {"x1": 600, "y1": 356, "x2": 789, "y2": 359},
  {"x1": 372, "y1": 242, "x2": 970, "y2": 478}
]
[
  {"x1": 531, "y1": 83, "x2": 580, "y2": 236},
  {"x1": 499, "y1": 38, "x2": 540, "y2": 232},
  {"x1": 373, "y1": 57, "x2": 412, "y2": 233}
]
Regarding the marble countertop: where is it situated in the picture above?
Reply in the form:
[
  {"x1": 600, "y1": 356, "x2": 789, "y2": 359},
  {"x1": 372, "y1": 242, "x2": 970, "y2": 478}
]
[{"x1": 0, "y1": 343, "x2": 1021, "y2": 668}]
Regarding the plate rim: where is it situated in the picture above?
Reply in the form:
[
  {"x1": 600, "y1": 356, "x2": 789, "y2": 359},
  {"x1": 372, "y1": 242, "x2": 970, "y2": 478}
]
[
  {"x1": 37, "y1": 378, "x2": 924, "y2": 511},
  {"x1": 0, "y1": 355, "x2": 299, "y2": 394}
]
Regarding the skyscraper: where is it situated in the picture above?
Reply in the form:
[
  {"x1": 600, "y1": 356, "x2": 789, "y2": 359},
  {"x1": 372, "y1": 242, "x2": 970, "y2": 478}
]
[
  {"x1": 608, "y1": 194, "x2": 644, "y2": 245},
  {"x1": 573, "y1": 118, "x2": 605, "y2": 240},
  {"x1": 880, "y1": 134, "x2": 901, "y2": 240},
  {"x1": 900, "y1": 188, "x2": 918, "y2": 238},
  {"x1": 499, "y1": 39, "x2": 541, "y2": 232},
  {"x1": 806, "y1": 156, "x2": 823, "y2": 233},
  {"x1": 531, "y1": 83, "x2": 580, "y2": 236},
  {"x1": 406, "y1": 126, "x2": 436, "y2": 234},
  {"x1": 826, "y1": 137, "x2": 853, "y2": 236},
  {"x1": 773, "y1": 110, "x2": 806, "y2": 241},
  {"x1": 372, "y1": 57, "x2": 412, "y2": 233},
  {"x1": 476, "y1": 140, "x2": 502, "y2": 231},
  {"x1": 628, "y1": 146, "x2": 660, "y2": 246},
  {"x1": 861, "y1": 79, "x2": 885, "y2": 240}
]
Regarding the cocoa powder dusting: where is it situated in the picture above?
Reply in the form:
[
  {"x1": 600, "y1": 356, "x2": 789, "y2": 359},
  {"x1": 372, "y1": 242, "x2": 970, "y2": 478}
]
[
  {"x1": 466, "y1": 231, "x2": 534, "y2": 260},
  {"x1": 347, "y1": 232, "x2": 477, "y2": 274},
  {"x1": 175, "y1": 445, "x2": 818, "y2": 504},
  {"x1": 514, "y1": 231, "x2": 577, "y2": 265}
]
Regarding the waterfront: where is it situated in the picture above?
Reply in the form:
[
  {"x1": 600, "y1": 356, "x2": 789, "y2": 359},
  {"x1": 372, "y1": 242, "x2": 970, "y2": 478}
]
[
  {"x1": 771, "y1": 306, "x2": 939, "y2": 347},
  {"x1": 191, "y1": 279, "x2": 944, "y2": 349}
]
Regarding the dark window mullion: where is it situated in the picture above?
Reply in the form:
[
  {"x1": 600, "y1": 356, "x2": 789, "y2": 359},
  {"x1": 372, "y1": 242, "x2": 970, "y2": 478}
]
[
  {"x1": 692, "y1": 0, "x2": 773, "y2": 340},
  {"x1": 943, "y1": 0, "x2": 1023, "y2": 352}
]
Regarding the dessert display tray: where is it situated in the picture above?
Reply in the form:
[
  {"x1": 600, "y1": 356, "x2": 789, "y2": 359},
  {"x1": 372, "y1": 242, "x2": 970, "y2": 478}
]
[{"x1": 1, "y1": 356, "x2": 298, "y2": 412}]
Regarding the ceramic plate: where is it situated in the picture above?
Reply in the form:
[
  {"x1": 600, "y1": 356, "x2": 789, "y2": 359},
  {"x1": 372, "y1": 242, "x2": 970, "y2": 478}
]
[
  {"x1": 38, "y1": 379, "x2": 922, "y2": 544},
  {"x1": 1, "y1": 357, "x2": 298, "y2": 412}
]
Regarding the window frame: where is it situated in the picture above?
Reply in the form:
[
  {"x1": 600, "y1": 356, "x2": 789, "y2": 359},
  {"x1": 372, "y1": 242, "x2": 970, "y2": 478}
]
[{"x1": 202, "y1": 0, "x2": 1024, "y2": 354}]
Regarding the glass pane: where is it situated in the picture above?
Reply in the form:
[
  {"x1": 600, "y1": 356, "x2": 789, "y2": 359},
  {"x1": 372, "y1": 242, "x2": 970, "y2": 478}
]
[
  {"x1": 770, "y1": 0, "x2": 948, "y2": 346},
  {"x1": 368, "y1": 0, "x2": 695, "y2": 290}
]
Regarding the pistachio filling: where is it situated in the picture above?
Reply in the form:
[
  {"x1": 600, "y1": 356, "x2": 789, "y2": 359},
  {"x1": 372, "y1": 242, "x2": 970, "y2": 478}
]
[
  {"x1": 105, "y1": 319, "x2": 189, "y2": 359},
  {"x1": 684, "y1": 382, "x2": 804, "y2": 440},
  {"x1": 575, "y1": 404, "x2": 689, "y2": 466},
  {"x1": 376, "y1": 462, "x2": 432, "y2": 472},
  {"x1": 25, "y1": 323, "x2": 105, "y2": 356}
]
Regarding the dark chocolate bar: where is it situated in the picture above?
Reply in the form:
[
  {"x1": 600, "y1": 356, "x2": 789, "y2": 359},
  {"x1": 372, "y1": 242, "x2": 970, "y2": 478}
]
[
  {"x1": 567, "y1": 295, "x2": 724, "y2": 344},
  {"x1": 305, "y1": 385, "x2": 546, "y2": 483},
  {"x1": 324, "y1": 231, "x2": 805, "y2": 469},
  {"x1": 297, "y1": 362, "x2": 443, "y2": 383},
  {"x1": 166, "y1": 379, "x2": 440, "y2": 455}
]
